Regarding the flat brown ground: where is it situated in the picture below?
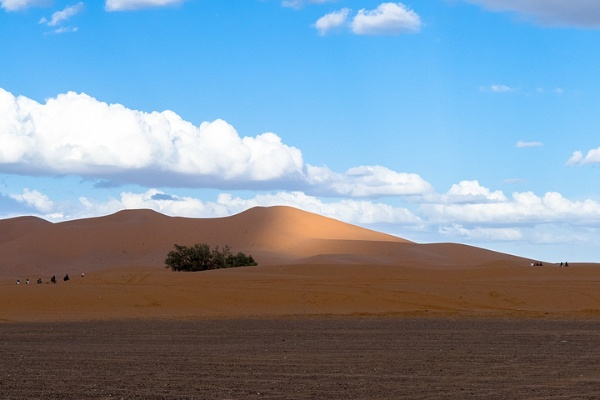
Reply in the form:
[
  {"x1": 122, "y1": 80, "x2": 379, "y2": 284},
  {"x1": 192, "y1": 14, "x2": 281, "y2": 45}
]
[
  {"x1": 2, "y1": 318, "x2": 600, "y2": 399},
  {"x1": 2, "y1": 263, "x2": 600, "y2": 322}
]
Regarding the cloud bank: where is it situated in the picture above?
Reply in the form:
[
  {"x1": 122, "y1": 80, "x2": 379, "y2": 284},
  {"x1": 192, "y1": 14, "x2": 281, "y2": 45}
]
[
  {"x1": 0, "y1": 88, "x2": 433, "y2": 197},
  {"x1": 465, "y1": 0, "x2": 600, "y2": 28},
  {"x1": 7, "y1": 180, "x2": 600, "y2": 252}
]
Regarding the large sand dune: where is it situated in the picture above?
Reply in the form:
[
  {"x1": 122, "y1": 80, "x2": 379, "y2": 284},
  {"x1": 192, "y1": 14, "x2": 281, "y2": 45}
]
[{"x1": 1, "y1": 206, "x2": 598, "y2": 322}]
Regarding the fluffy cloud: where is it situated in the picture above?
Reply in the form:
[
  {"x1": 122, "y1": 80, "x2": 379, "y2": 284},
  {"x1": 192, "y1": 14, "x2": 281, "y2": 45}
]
[
  {"x1": 465, "y1": 0, "x2": 600, "y2": 28},
  {"x1": 105, "y1": 0, "x2": 186, "y2": 11},
  {"x1": 351, "y1": 3, "x2": 421, "y2": 35},
  {"x1": 314, "y1": 8, "x2": 350, "y2": 35},
  {"x1": 567, "y1": 148, "x2": 600, "y2": 166},
  {"x1": 438, "y1": 180, "x2": 507, "y2": 204},
  {"x1": 0, "y1": 89, "x2": 304, "y2": 187},
  {"x1": 0, "y1": 0, "x2": 45, "y2": 11},
  {"x1": 0, "y1": 88, "x2": 434, "y2": 198},
  {"x1": 314, "y1": 3, "x2": 422, "y2": 36},
  {"x1": 9, "y1": 188, "x2": 54, "y2": 213},
  {"x1": 305, "y1": 165, "x2": 434, "y2": 197},
  {"x1": 423, "y1": 190, "x2": 600, "y2": 225},
  {"x1": 39, "y1": 2, "x2": 84, "y2": 27}
]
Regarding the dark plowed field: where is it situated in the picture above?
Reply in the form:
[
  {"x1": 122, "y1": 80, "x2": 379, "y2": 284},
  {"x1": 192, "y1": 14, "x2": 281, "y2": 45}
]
[{"x1": 2, "y1": 318, "x2": 600, "y2": 399}]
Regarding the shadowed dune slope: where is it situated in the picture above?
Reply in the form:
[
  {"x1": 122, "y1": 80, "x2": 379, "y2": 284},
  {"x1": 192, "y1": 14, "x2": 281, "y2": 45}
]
[{"x1": 0, "y1": 206, "x2": 525, "y2": 278}]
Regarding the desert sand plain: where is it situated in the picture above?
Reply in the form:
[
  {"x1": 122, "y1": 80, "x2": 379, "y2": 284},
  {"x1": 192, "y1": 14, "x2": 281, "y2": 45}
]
[{"x1": 2, "y1": 206, "x2": 600, "y2": 398}]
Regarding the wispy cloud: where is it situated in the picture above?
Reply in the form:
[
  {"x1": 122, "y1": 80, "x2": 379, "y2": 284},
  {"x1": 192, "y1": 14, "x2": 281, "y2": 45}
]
[
  {"x1": 38, "y1": 2, "x2": 83, "y2": 33},
  {"x1": 39, "y1": 2, "x2": 84, "y2": 27},
  {"x1": 105, "y1": 0, "x2": 186, "y2": 12},
  {"x1": 516, "y1": 141, "x2": 543, "y2": 148},
  {"x1": 282, "y1": 0, "x2": 334, "y2": 10},
  {"x1": 479, "y1": 84, "x2": 515, "y2": 93},
  {"x1": 314, "y1": 8, "x2": 350, "y2": 35},
  {"x1": 465, "y1": 0, "x2": 600, "y2": 28}
]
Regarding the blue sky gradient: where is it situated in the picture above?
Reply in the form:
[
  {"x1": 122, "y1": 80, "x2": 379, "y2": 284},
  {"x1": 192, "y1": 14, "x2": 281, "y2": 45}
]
[{"x1": 1, "y1": 0, "x2": 599, "y2": 262}]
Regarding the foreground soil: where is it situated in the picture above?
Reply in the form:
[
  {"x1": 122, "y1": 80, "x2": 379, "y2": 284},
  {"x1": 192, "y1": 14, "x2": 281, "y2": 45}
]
[{"x1": 2, "y1": 318, "x2": 600, "y2": 399}]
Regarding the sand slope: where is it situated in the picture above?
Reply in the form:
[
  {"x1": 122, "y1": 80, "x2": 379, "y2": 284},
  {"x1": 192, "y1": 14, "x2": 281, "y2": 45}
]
[
  {"x1": 0, "y1": 206, "x2": 522, "y2": 277},
  {"x1": 1, "y1": 206, "x2": 598, "y2": 322}
]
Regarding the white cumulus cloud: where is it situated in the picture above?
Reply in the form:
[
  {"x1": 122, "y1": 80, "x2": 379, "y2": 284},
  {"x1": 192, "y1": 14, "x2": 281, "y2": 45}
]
[
  {"x1": 105, "y1": 0, "x2": 185, "y2": 11},
  {"x1": 423, "y1": 190, "x2": 600, "y2": 225},
  {"x1": 306, "y1": 165, "x2": 434, "y2": 197},
  {"x1": 0, "y1": 88, "x2": 304, "y2": 187},
  {"x1": 567, "y1": 147, "x2": 600, "y2": 166},
  {"x1": 351, "y1": 2, "x2": 421, "y2": 35},
  {"x1": 465, "y1": 0, "x2": 600, "y2": 28},
  {"x1": 0, "y1": 88, "x2": 434, "y2": 198},
  {"x1": 9, "y1": 188, "x2": 54, "y2": 213},
  {"x1": 439, "y1": 180, "x2": 507, "y2": 204}
]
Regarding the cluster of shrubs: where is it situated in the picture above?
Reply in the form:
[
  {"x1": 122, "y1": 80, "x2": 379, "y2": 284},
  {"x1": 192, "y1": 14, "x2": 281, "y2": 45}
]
[{"x1": 165, "y1": 243, "x2": 257, "y2": 272}]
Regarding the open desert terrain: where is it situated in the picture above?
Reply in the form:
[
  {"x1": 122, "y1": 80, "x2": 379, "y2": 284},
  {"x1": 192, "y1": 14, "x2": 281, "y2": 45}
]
[
  {"x1": 1, "y1": 206, "x2": 600, "y2": 398},
  {"x1": 1, "y1": 206, "x2": 598, "y2": 322}
]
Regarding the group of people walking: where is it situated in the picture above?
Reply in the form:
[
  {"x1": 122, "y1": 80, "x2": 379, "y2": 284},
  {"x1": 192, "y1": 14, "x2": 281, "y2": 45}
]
[
  {"x1": 16, "y1": 274, "x2": 72, "y2": 285},
  {"x1": 529, "y1": 261, "x2": 569, "y2": 267}
]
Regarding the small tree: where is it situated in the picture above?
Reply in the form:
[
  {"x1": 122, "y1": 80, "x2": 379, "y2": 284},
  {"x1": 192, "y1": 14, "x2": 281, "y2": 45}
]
[{"x1": 165, "y1": 243, "x2": 257, "y2": 271}]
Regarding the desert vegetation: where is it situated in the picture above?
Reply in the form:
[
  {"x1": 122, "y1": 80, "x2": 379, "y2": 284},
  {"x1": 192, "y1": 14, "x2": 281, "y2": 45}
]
[{"x1": 165, "y1": 243, "x2": 257, "y2": 271}]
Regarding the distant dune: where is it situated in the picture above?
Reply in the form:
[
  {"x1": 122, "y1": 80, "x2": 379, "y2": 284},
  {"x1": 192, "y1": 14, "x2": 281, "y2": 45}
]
[
  {"x1": 0, "y1": 206, "x2": 523, "y2": 277},
  {"x1": 1, "y1": 206, "x2": 598, "y2": 322}
]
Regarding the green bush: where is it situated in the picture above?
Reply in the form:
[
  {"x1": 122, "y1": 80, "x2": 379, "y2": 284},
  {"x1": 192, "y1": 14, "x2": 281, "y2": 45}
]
[{"x1": 165, "y1": 243, "x2": 257, "y2": 271}]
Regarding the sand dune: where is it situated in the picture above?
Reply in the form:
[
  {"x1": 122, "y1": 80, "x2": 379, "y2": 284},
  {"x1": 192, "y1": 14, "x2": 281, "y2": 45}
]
[
  {"x1": 0, "y1": 206, "x2": 519, "y2": 277},
  {"x1": 1, "y1": 206, "x2": 598, "y2": 322}
]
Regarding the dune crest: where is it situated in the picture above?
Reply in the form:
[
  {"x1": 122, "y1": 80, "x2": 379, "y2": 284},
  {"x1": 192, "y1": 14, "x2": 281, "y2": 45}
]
[{"x1": 0, "y1": 206, "x2": 524, "y2": 278}]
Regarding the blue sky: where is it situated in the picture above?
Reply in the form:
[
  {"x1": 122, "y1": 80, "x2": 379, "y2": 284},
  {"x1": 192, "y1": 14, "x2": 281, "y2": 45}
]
[{"x1": 1, "y1": 0, "x2": 599, "y2": 262}]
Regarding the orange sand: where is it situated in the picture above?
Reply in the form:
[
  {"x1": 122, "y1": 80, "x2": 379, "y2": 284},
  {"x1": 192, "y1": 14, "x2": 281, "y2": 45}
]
[{"x1": 1, "y1": 206, "x2": 598, "y2": 322}]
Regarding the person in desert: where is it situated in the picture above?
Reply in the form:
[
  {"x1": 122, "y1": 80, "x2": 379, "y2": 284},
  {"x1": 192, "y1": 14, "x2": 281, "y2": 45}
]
[
  {"x1": 63, "y1": 274, "x2": 70, "y2": 282},
  {"x1": 51, "y1": 275, "x2": 56, "y2": 284}
]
